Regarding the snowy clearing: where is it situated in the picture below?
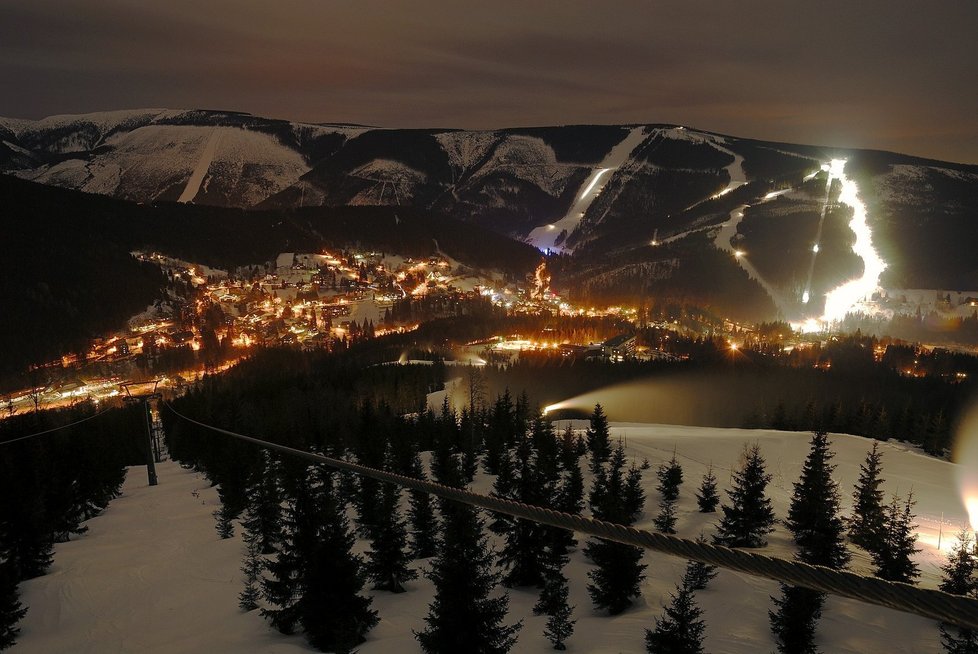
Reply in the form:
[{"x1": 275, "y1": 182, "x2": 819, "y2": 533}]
[{"x1": 14, "y1": 423, "x2": 963, "y2": 653}]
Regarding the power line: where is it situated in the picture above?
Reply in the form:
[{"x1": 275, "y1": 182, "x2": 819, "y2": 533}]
[
  {"x1": 162, "y1": 399, "x2": 978, "y2": 630},
  {"x1": 0, "y1": 406, "x2": 114, "y2": 447}
]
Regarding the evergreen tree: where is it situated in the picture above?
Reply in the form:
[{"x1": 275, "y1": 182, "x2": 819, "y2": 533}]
[
  {"x1": 364, "y1": 481, "x2": 417, "y2": 593},
  {"x1": 586, "y1": 404, "x2": 612, "y2": 472},
  {"x1": 770, "y1": 432, "x2": 849, "y2": 654},
  {"x1": 683, "y1": 536, "x2": 718, "y2": 591},
  {"x1": 695, "y1": 465, "x2": 719, "y2": 513},
  {"x1": 541, "y1": 571, "x2": 575, "y2": 651},
  {"x1": 239, "y1": 528, "x2": 264, "y2": 612},
  {"x1": 849, "y1": 441, "x2": 886, "y2": 552},
  {"x1": 785, "y1": 431, "x2": 850, "y2": 569},
  {"x1": 713, "y1": 444, "x2": 776, "y2": 548},
  {"x1": 407, "y1": 451, "x2": 438, "y2": 559},
  {"x1": 938, "y1": 531, "x2": 978, "y2": 653},
  {"x1": 872, "y1": 494, "x2": 921, "y2": 584},
  {"x1": 645, "y1": 577, "x2": 705, "y2": 654},
  {"x1": 415, "y1": 491, "x2": 521, "y2": 653},
  {"x1": 262, "y1": 467, "x2": 377, "y2": 652},
  {"x1": 241, "y1": 451, "x2": 283, "y2": 555},
  {"x1": 769, "y1": 585, "x2": 824, "y2": 654},
  {"x1": 586, "y1": 444, "x2": 646, "y2": 615},
  {"x1": 497, "y1": 434, "x2": 550, "y2": 588},
  {"x1": 657, "y1": 453, "x2": 684, "y2": 503},
  {"x1": 559, "y1": 425, "x2": 580, "y2": 470},
  {"x1": 0, "y1": 558, "x2": 26, "y2": 651},
  {"x1": 213, "y1": 503, "x2": 235, "y2": 539},
  {"x1": 654, "y1": 498, "x2": 678, "y2": 534}
]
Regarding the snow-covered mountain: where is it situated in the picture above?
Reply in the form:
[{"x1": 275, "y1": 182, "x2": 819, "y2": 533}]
[{"x1": 4, "y1": 108, "x2": 977, "y2": 317}]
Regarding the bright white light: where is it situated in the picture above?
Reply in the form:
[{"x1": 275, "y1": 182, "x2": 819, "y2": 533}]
[
  {"x1": 791, "y1": 318, "x2": 823, "y2": 334},
  {"x1": 734, "y1": 250, "x2": 745, "y2": 258},
  {"x1": 820, "y1": 159, "x2": 887, "y2": 323},
  {"x1": 579, "y1": 168, "x2": 611, "y2": 200},
  {"x1": 802, "y1": 291, "x2": 810, "y2": 304},
  {"x1": 812, "y1": 244, "x2": 820, "y2": 253},
  {"x1": 953, "y1": 403, "x2": 978, "y2": 532}
]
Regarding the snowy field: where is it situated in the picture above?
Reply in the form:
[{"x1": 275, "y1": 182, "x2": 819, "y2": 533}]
[{"x1": 13, "y1": 423, "x2": 967, "y2": 653}]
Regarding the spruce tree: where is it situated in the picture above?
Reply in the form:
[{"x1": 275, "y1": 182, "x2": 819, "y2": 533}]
[
  {"x1": 695, "y1": 465, "x2": 719, "y2": 513},
  {"x1": 239, "y1": 528, "x2": 264, "y2": 612},
  {"x1": 213, "y1": 503, "x2": 235, "y2": 539},
  {"x1": 713, "y1": 444, "x2": 775, "y2": 548},
  {"x1": 541, "y1": 571, "x2": 575, "y2": 651},
  {"x1": 0, "y1": 558, "x2": 26, "y2": 651},
  {"x1": 262, "y1": 467, "x2": 377, "y2": 651},
  {"x1": 415, "y1": 484, "x2": 522, "y2": 653},
  {"x1": 364, "y1": 481, "x2": 417, "y2": 593},
  {"x1": 657, "y1": 453, "x2": 684, "y2": 503},
  {"x1": 785, "y1": 431, "x2": 850, "y2": 569},
  {"x1": 769, "y1": 585, "x2": 824, "y2": 654},
  {"x1": 872, "y1": 494, "x2": 921, "y2": 584},
  {"x1": 938, "y1": 530, "x2": 978, "y2": 653},
  {"x1": 497, "y1": 435, "x2": 549, "y2": 588},
  {"x1": 849, "y1": 441, "x2": 886, "y2": 552},
  {"x1": 586, "y1": 404, "x2": 612, "y2": 472},
  {"x1": 654, "y1": 498, "x2": 678, "y2": 534},
  {"x1": 771, "y1": 432, "x2": 849, "y2": 654},
  {"x1": 683, "y1": 536, "x2": 718, "y2": 591},
  {"x1": 586, "y1": 444, "x2": 646, "y2": 615},
  {"x1": 241, "y1": 451, "x2": 283, "y2": 555},
  {"x1": 645, "y1": 577, "x2": 705, "y2": 654},
  {"x1": 408, "y1": 451, "x2": 438, "y2": 559}
]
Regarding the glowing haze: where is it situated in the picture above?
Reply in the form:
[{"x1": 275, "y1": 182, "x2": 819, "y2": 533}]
[{"x1": 953, "y1": 401, "x2": 978, "y2": 532}]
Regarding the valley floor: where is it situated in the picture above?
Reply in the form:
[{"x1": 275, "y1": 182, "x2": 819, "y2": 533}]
[{"x1": 14, "y1": 423, "x2": 966, "y2": 653}]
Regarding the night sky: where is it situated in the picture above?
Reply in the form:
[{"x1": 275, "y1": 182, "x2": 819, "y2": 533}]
[{"x1": 2, "y1": 0, "x2": 976, "y2": 163}]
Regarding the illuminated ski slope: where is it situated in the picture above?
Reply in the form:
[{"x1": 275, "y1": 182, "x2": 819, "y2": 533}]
[
  {"x1": 526, "y1": 126, "x2": 647, "y2": 253},
  {"x1": 819, "y1": 159, "x2": 887, "y2": 323}
]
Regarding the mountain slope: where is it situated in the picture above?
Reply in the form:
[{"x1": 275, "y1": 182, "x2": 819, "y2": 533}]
[{"x1": 5, "y1": 108, "x2": 977, "y2": 320}]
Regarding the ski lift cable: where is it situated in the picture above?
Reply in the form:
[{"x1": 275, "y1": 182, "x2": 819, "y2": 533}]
[
  {"x1": 0, "y1": 407, "x2": 114, "y2": 447},
  {"x1": 161, "y1": 399, "x2": 978, "y2": 630}
]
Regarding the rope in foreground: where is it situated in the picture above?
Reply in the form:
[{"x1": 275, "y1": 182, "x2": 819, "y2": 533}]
[{"x1": 163, "y1": 400, "x2": 978, "y2": 629}]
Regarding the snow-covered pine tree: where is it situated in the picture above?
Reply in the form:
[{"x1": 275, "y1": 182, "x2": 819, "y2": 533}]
[
  {"x1": 684, "y1": 535, "x2": 718, "y2": 591},
  {"x1": 872, "y1": 493, "x2": 921, "y2": 584},
  {"x1": 645, "y1": 576, "x2": 705, "y2": 654},
  {"x1": 364, "y1": 480, "x2": 417, "y2": 593},
  {"x1": 713, "y1": 444, "x2": 775, "y2": 548},
  {"x1": 938, "y1": 530, "x2": 978, "y2": 653},
  {"x1": 415, "y1": 464, "x2": 522, "y2": 654},
  {"x1": 585, "y1": 443, "x2": 647, "y2": 615},
  {"x1": 0, "y1": 557, "x2": 26, "y2": 651},
  {"x1": 657, "y1": 453, "x2": 684, "y2": 503},
  {"x1": 849, "y1": 441, "x2": 886, "y2": 552},
  {"x1": 695, "y1": 465, "x2": 720, "y2": 513},
  {"x1": 586, "y1": 404, "x2": 612, "y2": 472}
]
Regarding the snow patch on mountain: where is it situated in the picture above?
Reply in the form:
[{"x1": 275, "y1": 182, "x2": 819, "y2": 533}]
[
  {"x1": 436, "y1": 130, "x2": 499, "y2": 176},
  {"x1": 474, "y1": 135, "x2": 577, "y2": 198},
  {"x1": 348, "y1": 158, "x2": 428, "y2": 205}
]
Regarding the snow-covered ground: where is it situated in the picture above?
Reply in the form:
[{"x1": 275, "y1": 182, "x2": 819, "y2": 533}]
[{"x1": 14, "y1": 423, "x2": 964, "y2": 653}]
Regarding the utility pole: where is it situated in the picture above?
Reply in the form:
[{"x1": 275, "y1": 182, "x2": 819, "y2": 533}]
[{"x1": 121, "y1": 380, "x2": 162, "y2": 486}]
